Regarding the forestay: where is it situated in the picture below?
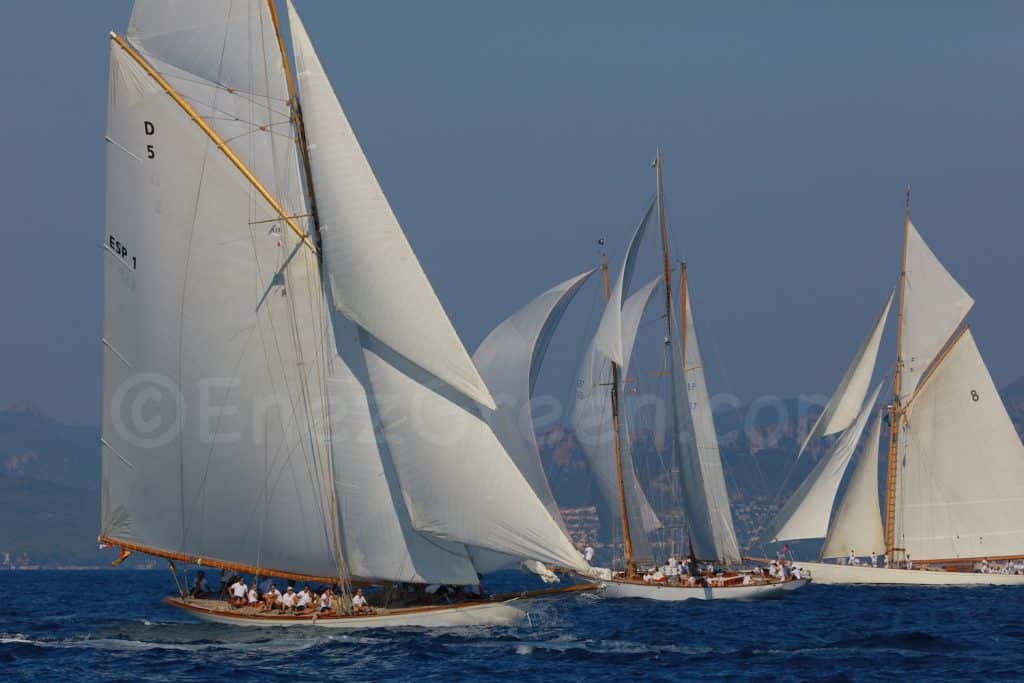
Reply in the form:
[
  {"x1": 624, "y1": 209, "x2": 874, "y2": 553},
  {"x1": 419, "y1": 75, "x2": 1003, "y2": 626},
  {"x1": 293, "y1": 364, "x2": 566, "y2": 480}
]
[
  {"x1": 287, "y1": 2, "x2": 494, "y2": 409},
  {"x1": 768, "y1": 384, "x2": 882, "y2": 544},
  {"x1": 822, "y1": 411, "x2": 885, "y2": 559},
  {"x1": 899, "y1": 330, "x2": 1024, "y2": 560},
  {"x1": 799, "y1": 291, "x2": 893, "y2": 458},
  {"x1": 102, "y1": 33, "x2": 341, "y2": 578}
]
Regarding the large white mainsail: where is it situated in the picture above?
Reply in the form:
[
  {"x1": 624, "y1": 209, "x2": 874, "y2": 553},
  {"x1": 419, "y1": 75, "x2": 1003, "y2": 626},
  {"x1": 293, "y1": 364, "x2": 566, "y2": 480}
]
[
  {"x1": 821, "y1": 410, "x2": 885, "y2": 559},
  {"x1": 287, "y1": 1, "x2": 494, "y2": 410},
  {"x1": 573, "y1": 275, "x2": 664, "y2": 563},
  {"x1": 102, "y1": 7, "x2": 341, "y2": 580},
  {"x1": 900, "y1": 221, "x2": 974, "y2": 401},
  {"x1": 767, "y1": 383, "x2": 882, "y2": 544},
  {"x1": 898, "y1": 329, "x2": 1024, "y2": 560},
  {"x1": 474, "y1": 269, "x2": 597, "y2": 534},
  {"x1": 289, "y1": 2, "x2": 587, "y2": 574},
  {"x1": 798, "y1": 291, "x2": 894, "y2": 458}
]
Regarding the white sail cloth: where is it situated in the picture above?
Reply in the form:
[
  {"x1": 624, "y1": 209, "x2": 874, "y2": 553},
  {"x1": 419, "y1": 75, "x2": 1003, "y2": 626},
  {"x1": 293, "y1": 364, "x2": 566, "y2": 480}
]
[
  {"x1": 325, "y1": 307, "x2": 477, "y2": 585},
  {"x1": 592, "y1": 200, "x2": 657, "y2": 367},
  {"x1": 821, "y1": 411, "x2": 885, "y2": 559},
  {"x1": 102, "y1": 42, "x2": 341, "y2": 578},
  {"x1": 768, "y1": 383, "x2": 882, "y2": 543},
  {"x1": 799, "y1": 291, "x2": 893, "y2": 458},
  {"x1": 899, "y1": 330, "x2": 1024, "y2": 560},
  {"x1": 572, "y1": 276, "x2": 663, "y2": 563},
  {"x1": 669, "y1": 283, "x2": 741, "y2": 563},
  {"x1": 287, "y1": 2, "x2": 494, "y2": 410},
  {"x1": 474, "y1": 269, "x2": 597, "y2": 535},
  {"x1": 900, "y1": 221, "x2": 974, "y2": 401}
]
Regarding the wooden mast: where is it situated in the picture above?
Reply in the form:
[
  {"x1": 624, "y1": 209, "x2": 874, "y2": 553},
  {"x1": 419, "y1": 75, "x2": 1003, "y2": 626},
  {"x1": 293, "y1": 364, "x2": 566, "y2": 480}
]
[
  {"x1": 267, "y1": 0, "x2": 320, "y2": 241},
  {"x1": 674, "y1": 261, "x2": 689, "y2": 555},
  {"x1": 655, "y1": 148, "x2": 674, "y2": 327},
  {"x1": 601, "y1": 253, "x2": 636, "y2": 577},
  {"x1": 885, "y1": 186, "x2": 911, "y2": 564}
]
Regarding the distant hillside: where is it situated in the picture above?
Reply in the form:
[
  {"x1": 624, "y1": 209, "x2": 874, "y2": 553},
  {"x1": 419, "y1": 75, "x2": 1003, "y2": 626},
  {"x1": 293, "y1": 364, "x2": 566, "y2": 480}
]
[
  {"x1": 3, "y1": 375, "x2": 1023, "y2": 567},
  {"x1": 0, "y1": 403, "x2": 103, "y2": 567}
]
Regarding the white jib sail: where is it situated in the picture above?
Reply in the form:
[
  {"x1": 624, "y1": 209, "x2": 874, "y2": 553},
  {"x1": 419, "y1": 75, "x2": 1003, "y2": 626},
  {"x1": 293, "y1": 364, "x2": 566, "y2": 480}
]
[
  {"x1": 821, "y1": 410, "x2": 885, "y2": 559},
  {"x1": 768, "y1": 383, "x2": 883, "y2": 543},
  {"x1": 474, "y1": 269, "x2": 597, "y2": 536},
  {"x1": 900, "y1": 221, "x2": 974, "y2": 401},
  {"x1": 287, "y1": 1, "x2": 495, "y2": 409},
  {"x1": 102, "y1": 36, "x2": 341, "y2": 578},
  {"x1": 798, "y1": 290, "x2": 893, "y2": 458},
  {"x1": 325, "y1": 305, "x2": 477, "y2": 585},
  {"x1": 899, "y1": 329, "x2": 1024, "y2": 561},
  {"x1": 676, "y1": 283, "x2": 741, "y2": 562},
  {"x1": 572, "y1": 276, "x2": 663, "y2": 563}
]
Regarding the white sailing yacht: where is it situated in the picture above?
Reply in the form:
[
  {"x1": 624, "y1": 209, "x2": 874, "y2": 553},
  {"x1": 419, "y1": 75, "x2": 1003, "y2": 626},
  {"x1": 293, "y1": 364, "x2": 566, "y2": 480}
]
[
  {"x1": 100, "y1": 0, "x2": 597, "y2": 628},
  {"x1": 767, "y1": 192, "x2": 1024, "y2": 586},
  {"x1": 568, "y1": 153, "x2": 806, "y2": 599}
]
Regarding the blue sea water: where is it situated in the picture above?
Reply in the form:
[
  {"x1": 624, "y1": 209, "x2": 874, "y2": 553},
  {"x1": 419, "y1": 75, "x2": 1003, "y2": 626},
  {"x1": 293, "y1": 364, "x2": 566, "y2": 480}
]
[{"x1": 1, "y1": 570, "x2": 1023, "y2": 681}]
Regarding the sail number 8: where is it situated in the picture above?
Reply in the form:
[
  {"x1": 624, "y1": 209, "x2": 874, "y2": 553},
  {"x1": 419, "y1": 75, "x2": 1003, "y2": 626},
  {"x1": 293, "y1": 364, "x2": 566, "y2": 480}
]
[{"x1": 971, "y1": 390, "x2": 980, "y2": 402}]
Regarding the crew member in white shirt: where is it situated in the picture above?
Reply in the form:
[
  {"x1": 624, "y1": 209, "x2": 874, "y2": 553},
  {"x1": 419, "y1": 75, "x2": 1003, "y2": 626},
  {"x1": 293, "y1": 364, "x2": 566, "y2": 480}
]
[
  {"x1": 319, "y1": 588, "x2": 334, "y2": 614},
  {"x1": 584, "y1": 546, "x2": 595, "y2": 564},
  {"x1": 262, "y1": 584, "x2": 281, "y2": 612},
  {"x1": 281, "y1": 586, "x2": 297, "y2": 613},
  {"x1": 352, "y1": 588, "x2": 371, "y2": 614},
  {"x1": 229, "y1": 578, "x2": 248, "y2": 608},
  {"x1": 870, "y1": 551, "x2": 878, "y2": 568},
  {"x1": 247, "y1": 586, "x2": 259, "y2": 607},
  {"x1": 295, "y1": 586, "x2": 312, "y2": 613},
  {"x1": 848, "y1": 550, "x2": 859, "y2": 566}
]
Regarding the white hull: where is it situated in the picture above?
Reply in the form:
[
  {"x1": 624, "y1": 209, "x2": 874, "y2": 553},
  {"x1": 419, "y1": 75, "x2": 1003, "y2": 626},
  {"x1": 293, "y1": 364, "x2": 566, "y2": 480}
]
[
  {"x1": 167, "y1": 597, "x2": 530, "y2": 629},
  {"x1": 800, "y1": 561, "x2": 1024, "y2": 586},
  {"x1": 601, "y1": 578, "x2": 808, "y2": 601}
]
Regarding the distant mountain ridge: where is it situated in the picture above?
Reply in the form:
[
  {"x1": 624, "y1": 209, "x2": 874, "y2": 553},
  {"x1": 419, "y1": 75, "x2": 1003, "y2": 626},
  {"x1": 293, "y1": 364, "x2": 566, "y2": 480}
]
[{"x1": 3, "y1": 377, "x2": 1023, "y2": 568}]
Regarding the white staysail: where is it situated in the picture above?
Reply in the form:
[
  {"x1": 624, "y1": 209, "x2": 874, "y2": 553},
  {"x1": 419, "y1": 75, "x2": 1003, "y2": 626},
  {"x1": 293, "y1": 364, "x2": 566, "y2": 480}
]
[
  {"x1": 102, "y1": 36, "x2": 341, "y2": 578},
  {"x1": 358, "y1": 334, "x2": 588, "y2": 572},
  {"x1": 592, "y1": 199, "x2": 657, "y2": 367},
  {"x1": 474, "y1": 269, "x2": 597, "y2": 534},
  {"x1": 287, "y1": 2, "x2": 495, "y2": 410},
  {"x1": 900, "y1": 221, "x2": 974, "y2": 401},
  {"x1": 899, "y1": 329, "x2": 1024, "y2": 560},
  {"x1": 768, "y1": 383, "x2": 882, "y2": 543},
  {"x1": 670, "y1": 284, "x2": 741, "y2": 563},
  {"x1": 572, "y1": 276, "x2": 663, "y2": 563},
  {"x1": 821, "y1": 410, "x2": 885, "y2": 559},
  {"x1": 325, "y1": 308, "x2": 477, "y2": 585},
  {"x1": 798, "y1": 291, "x2": 893, "y2": 458}
]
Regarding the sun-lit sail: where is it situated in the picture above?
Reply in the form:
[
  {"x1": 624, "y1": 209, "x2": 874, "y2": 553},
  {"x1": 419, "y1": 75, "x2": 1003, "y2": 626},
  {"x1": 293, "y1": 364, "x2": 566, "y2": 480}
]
[
  {"x1": 821, "y1": 410, "x2": 885, "y2": 559},
  {"x1": 767, "y1": 384, "x2": 882, "y2": 544},
  {"x1": 798, "y1": 291, "x2": 893, "y2": 458}
]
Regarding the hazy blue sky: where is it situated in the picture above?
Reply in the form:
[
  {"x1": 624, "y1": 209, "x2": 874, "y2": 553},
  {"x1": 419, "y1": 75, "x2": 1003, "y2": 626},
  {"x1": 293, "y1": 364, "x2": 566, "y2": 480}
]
[{"x1": 3, "y1": 1, "x2": 1023, "y2": 425}]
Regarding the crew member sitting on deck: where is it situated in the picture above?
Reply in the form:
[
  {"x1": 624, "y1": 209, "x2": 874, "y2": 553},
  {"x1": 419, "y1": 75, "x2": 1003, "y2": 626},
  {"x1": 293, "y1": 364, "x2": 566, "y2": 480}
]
[
  {"x1": 247, "y1": 585, "x2": 260, "y2": 607},
  {"x1": 191, "y1": 570, "x2": 211, "y2": 598},
  {"x1": 262, "y1": 584, "x2": 281, "y2": 612},
  {"x1": 281, "y1": 585, "x2": 297, "y2": 613},
  {"x1": 295, "y1": 586, "x2": 312, "y2": 613},
  {"x1": 352, "y1": 588, "x2": 372, "y2": 615},
  {"x1": 229, "y1": 578, "x2": 248, "y2": 608},
  {"x1": 319, "y1": 587, "x2": 335, "y2": 614},
  {"x1": 848, "y1": 550, "x2": 859, "y2": 566}
]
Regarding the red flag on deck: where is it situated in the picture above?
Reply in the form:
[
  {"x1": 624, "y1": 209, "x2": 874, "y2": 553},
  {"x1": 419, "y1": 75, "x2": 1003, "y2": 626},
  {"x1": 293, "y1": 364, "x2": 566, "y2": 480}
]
[{"x1": 111, "y1": 548, "x2": 132, "y2": 567}]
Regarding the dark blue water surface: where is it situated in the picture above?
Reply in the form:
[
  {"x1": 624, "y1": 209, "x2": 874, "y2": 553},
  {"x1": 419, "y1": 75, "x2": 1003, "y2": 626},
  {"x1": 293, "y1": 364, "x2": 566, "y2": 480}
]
[{"x1": 2, "y1": 570, "x2": 1023, "y2": 681}]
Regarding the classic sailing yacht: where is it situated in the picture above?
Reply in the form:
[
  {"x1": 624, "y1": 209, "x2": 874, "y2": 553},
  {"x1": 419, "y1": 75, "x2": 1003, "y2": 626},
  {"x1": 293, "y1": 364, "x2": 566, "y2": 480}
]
[
  {"x1": 569, "y1": 153, "x2": 806, "y2": 599},
  {"x1": 100, "y1": 0, "x2": 596, "y2": 628},
  {"x1": 768, "y1": 191, "x2": 1024, "y2": 585}
]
